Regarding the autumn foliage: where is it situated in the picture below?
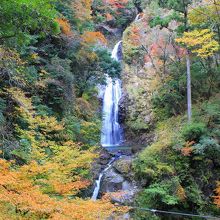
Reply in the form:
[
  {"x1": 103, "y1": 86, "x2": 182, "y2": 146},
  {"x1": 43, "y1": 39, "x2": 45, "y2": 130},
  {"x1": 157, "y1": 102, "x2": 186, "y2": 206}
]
[
  {"x1": 0, "y1": 158, "x2": 126, "y2": 219},
  {"x1": 214, "y1": 182, "x2": 220, "y2": 208},
  {"x1": 181, "y1": 141, "x2": 195, "y2": 156},
  {"x1": 106, "y1": 0, "x2": 129, "y2": 9},
  {"x1": 1, "y1": 0, "x2": 220, "y2": 218},
  {"x1": 0, "y1": 0, "x2": 127, "y2": 219},
  {"x1": 176, "y1": 29, "x2": 219, "y2": 57},
  {"x1": 81, "y1": 31, "x2": 107, "y2": 45},
  {"x1": 56, "y1": 18, "x2": 73, "y2": 36},
  {"x1": 72, "y1": 0, "x2": 92, "y2": 22},
  {"x1": 0, "y1": 88, "x2": 126, "y2": 219}
]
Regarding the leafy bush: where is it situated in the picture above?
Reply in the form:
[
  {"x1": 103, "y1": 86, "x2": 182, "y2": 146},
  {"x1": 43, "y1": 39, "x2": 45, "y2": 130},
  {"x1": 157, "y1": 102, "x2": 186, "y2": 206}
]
[
  {"x1": 181, "y1": 122, "x2": 206, "y2": 141},
  {"x1": 80, "y1": 119, "x2": 101, "y2": 147},
  {"x1": 0, "y1": 98, "x2": 6, "y2": 123},
  {"x1": 126, "y1": 118, "x2": 149, "y2": 131},
  {"x1": 193, "y1": 137, "x2": 220, "y2": 158},
  {"x1": 64, "y1": 116, "x2": 81, "y2": 141},
  {"x1": 139, "y1": 178, "x2": 182, "y2": 207},
  {"x1": 149, "y1": 12, "x2": 181, "y2": 28},
  {"x1": 152, "y1": 83, "x2": 185, "y2": 120},
  {"x1": 74, "y1": 48, "x2": 121, "y2": 97},
  {"x1": 134, "y1": 155, "x2": 175, "y2": 184},
  {"x1": 202, "y1": 97, "x2": 220, "y2": 126},
  {"x1": 184, "y1": 181, "x2": 206, "y2": 209},
  {"x1": 151, "y1": 62, "x2": 187, "y2": 120},
  {"x1": 12, "y1": 139, "x2": 32, "y2": 163},
  {"x1": 133, "y1": 117, "x2": 182, "y2": 183}
]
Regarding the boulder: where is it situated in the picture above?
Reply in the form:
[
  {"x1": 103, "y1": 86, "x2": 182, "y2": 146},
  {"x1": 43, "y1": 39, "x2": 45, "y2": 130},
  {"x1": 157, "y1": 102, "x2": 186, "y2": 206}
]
[
  {"x1": 107, "y1": 181, "x2": 138, "y2": 205},
  {"x1": 113, "y1": 156, "x2": 132, "y2": 178},
  {"x1": 99, "y1": 148, "x2": 112, "y2": 165},
  {"x1": 100, "y1": 156, "x2": 139, "y2": 205},
  {"x1": 101, "y1": 167, "x2": 124, "y2": 192}
]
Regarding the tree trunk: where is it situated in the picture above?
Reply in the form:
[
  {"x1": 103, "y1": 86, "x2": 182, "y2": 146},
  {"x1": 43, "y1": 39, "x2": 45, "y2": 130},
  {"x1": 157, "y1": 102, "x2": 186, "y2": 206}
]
[{"x1": 186, "y1": 52, "x2": 192, "y2": 122}]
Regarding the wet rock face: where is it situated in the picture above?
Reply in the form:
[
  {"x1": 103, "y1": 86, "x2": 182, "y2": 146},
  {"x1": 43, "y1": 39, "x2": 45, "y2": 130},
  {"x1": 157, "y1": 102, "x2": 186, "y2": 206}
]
[
  {"x1": 117, "y1": 41, "x2": 123, "y2": 61},
  {"x1": 91, "y1": 148, "x2": 111, "y2": 180},
  {"x1": 100, "y1": 156, "x2": 138, "y2": 205},
  {"x1": 118, "y1": 93, "x2": 127, "y2": 124},
  {"x1": 119, "y1": 70, "x2": 155, "y2": 139},
  {"x1": 99, "y1": 151, "x2": 112, "y2": 166},
  {"x1": 118, "y1": 67, "x2": 156, "y2": 148},
  {"x1": 101, "y1": 167, "x2": 125, "y2": 192}
]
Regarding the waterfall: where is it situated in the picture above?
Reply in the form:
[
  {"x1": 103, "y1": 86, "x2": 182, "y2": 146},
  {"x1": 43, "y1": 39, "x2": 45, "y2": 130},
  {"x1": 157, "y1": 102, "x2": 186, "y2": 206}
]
[
  {"x1": 91, "y1": 157, "x2": 115, "y2": 200},
  {"x1": 135, "y1": 13, "x2": 142, "y2": 22},
  {"x1": 101, "y1": 41, "x2": 124, "y2": 147},
  {"x1": 91, "y1": 42, "x2": 123, "y2": 200}
]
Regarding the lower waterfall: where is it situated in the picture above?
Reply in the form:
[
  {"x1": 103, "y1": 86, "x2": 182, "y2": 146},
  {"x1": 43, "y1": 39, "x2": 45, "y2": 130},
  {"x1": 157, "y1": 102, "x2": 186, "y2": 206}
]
[{"x1": 91, "y1": 157, "x2": 116, "y2": 201}]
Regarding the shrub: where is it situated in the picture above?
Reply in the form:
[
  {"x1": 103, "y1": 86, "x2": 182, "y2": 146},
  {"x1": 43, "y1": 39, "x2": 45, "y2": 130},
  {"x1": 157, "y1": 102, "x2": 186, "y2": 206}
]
[
  {"x1": 202, "y1": 97, "x2": 220, "y2": 126},
  {"x1": 126, "y1": 118, "x2": 149, "y2": 131},
  {"x1": 136, "y1": 177, "x2": 183, "y2": 210},
  {"x1": 193, "y1": 137, "x2": 220, "y2": 158},
  {"x1": 0, "y1": 98, "x2": 6, "y2": 123},
  {"x1": 181, "y1": 122, "x2": 206, "y2": 141}
]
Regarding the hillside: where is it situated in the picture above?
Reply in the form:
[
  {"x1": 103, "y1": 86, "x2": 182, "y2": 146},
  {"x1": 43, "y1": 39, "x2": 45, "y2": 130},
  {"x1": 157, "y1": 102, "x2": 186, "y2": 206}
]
[{"x1": 0, "y1": 0, "x2": 219, "y2": 219}]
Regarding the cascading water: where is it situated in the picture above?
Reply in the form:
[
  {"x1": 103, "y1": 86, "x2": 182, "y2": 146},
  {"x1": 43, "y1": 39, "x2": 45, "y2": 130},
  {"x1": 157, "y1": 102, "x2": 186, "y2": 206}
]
[
  {"x1": 135, "y1": 13, "x2": 143, "y2": 22},
  {"x1": 91, "y1": 42, "x2": 124, "y2": 200},
  {"x1": 91, "y1": 16, "x2": 140, "y2": 203},
  {"x1": 101, "y1": 41, "x2": 124, "y2": 147},
  {"x1": 91, "y1": 157, "x2": 116, "y2": 200}
]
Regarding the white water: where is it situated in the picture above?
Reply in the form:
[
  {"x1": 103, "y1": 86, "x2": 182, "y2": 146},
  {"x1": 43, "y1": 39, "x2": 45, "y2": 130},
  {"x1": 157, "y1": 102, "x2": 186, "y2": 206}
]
[
  {"x1": 135, "y1": 13, "x2": 142, "y2": 22},
  {"x1": 101, "y1": 41, "x2": 124, "y2": 147},
  {"x1": 91, "y1": 42, "x2": 124, "y2": 200},
  {"x1": 91, "y1": 158, "x2": 115, "y2": 200}
]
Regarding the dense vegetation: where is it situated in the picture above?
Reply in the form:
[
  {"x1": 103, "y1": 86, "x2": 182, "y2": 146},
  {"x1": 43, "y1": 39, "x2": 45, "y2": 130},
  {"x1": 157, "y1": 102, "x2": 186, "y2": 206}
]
[
  {"x1": 120, "y1": 0, "x2": 220, "y2": 219},
  {"x1": 0, "y1": 0, "x2": 127, "y2": 219},
  {"x1": 0, "y1": 0, "x2": 220, "y2": 219}
]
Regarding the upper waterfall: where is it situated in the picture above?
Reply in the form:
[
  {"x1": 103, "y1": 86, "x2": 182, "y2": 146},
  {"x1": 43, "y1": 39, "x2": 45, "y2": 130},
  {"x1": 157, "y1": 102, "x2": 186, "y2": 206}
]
[
  {"x1": 101, "y1": 41, "x2": 123, "y2": 147},
  {"x1": 135, "y1": 13, "x2": 143, "y2": 22},
  {"x1": 111, "y1": 41, "x2": 122, "y2": 60}
]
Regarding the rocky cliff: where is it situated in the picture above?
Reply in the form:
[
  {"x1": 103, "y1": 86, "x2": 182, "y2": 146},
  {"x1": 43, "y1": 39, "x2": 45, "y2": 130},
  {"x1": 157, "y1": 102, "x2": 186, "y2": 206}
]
[{"x1": 120, "y1": 8, "x2": 179, "y2": 148}]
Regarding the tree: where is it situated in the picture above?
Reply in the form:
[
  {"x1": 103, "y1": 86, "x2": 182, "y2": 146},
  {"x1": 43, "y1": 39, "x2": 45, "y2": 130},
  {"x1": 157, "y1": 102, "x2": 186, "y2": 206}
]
[
  {"x1": 176, "y1": 29, "x2": 219, "y2": 58},
  {"x1": 0, "y1": 159, "x2": 127, "y2": 219},
  {"x1": 0, "y1": 0, "x2": 59, "y2": 48},
  {"x1": 189, "y1": 0, "x2": 220, "y2": 43},
  {"x1": 158, "y1": 0, "x2": 193, "y2": 121},
  {"x1": 92, "y1": 0, "x2": 136, "y2": 30},
  {"x1": 132, "y1": 0, "x2": 143, "y2": 12},
  {"x1": 71, "y1": 0, "x2": 93, "y2": 31},
  {"x1": 74, "y1": 43, "x2": 121, "y2": 97},
  {"x1": 176, "y1": 29, "x2": 219, "y2": 121},
  {"x1": 56, "y1": 18, "x2": 73, "y2": 36},
  {"x1": 81, "y1": 31, "x2": 107, "y2": 45},
  {"x1": 176, "y1": 29, "x2": 219, "y2": 118}
]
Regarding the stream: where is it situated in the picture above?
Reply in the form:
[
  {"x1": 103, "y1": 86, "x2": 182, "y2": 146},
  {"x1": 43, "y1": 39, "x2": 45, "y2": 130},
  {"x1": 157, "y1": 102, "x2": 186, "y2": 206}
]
[{"x1": 91, "y1": 157, "x2": 116, "y2": 201}]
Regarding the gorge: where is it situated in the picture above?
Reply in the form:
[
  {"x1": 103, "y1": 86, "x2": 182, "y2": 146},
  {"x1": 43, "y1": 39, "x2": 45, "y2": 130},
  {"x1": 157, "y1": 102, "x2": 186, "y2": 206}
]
[
  {"x1": 0, "y1": 0, "x2": 220, "y2": 219},
  {"x1": 92, "y1": 41, "x2": 131, "y2": 202},
  {"x1": 91, "y1": 12, "x2": 150, "y2": 207}
]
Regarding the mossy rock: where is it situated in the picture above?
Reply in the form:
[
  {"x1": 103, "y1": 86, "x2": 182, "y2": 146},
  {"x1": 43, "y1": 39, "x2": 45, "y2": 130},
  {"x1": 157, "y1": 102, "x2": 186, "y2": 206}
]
[{"x1": 113, "y1": 156, "x2": 133, "y2": 176}]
